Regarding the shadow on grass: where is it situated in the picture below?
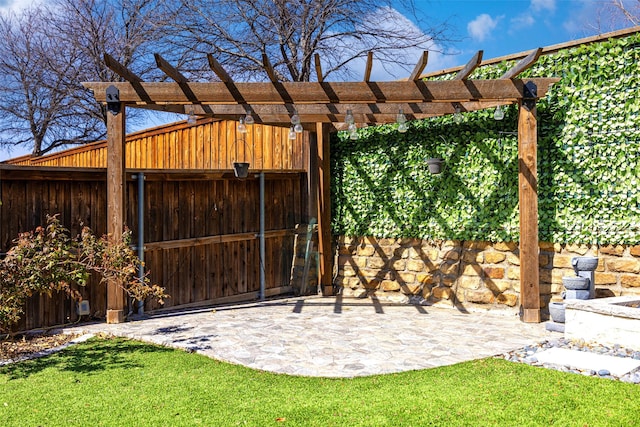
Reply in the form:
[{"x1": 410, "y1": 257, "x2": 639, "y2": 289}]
[{"x1": 0, "y1": 337, "x2": 173, "y2": 380}]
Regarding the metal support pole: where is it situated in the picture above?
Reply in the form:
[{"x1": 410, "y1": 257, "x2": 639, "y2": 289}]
[
  {"x1": 259, "y1": 172, "x2": 266, "y2": 301},
  {"x1": 136, "y1": 172, "x2": 145, "y2": 315}
]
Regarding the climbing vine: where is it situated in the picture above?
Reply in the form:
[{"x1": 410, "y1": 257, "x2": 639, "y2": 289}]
[{"x1": 332, "y1": 33, "x2": 640, "y2": 245}]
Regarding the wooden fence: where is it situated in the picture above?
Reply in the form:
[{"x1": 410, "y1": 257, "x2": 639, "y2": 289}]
[
  {"x1": 6, "y1": 118, "x2": 308, "y2": 171},
  {"x1": 0, "y1": 165, "x2": 307, "y2": 331}
]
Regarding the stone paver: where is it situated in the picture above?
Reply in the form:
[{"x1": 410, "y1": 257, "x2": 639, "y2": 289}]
[{"x1": 66, "y1": 296, "x2": 554, "y2": 377}]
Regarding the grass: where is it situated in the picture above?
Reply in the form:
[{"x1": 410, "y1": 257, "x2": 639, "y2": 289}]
[{"x1": 1, "y1": 337, "x2": 639, "y2": 426}]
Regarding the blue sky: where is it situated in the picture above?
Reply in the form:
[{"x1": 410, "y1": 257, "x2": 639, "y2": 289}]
[
  {"x1": 422, "y1": 0, "x2": 628, "y2": 69},
  {"x1": 0, "y1": 0, "x2": 634, "y2": 160}
]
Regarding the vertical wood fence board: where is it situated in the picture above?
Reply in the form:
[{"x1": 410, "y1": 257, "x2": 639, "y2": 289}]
[
  {"x1": 2, "y1": 168, "x2": 306, "y2": 330},
  {"x1": 193, "y1": 244, "x2": 206, "y2": 302},
  {"x1": 254, "y1": 124, "x2": 263, "y2": 169}
]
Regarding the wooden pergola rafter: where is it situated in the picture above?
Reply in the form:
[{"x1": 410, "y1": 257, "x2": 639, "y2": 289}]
[{"x1": 86, "y1": 49, "x2": 558, "y2": 324}]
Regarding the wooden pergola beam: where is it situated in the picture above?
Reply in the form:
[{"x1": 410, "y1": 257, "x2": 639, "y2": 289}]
[
  {"x1": 155, "y1": 53, "x2": 188, "y2": 83},
  {"x1": 454, "y1": 50, "x2": 484, "y2": 80},
  {"x1": 207, "y1": 54, "x2": 233, "y2": 83},
  {"x1": 207, "y1": 54, "x2": 249, "y2": 106},
  {"x1": 104, "y1": 53, "x2": 144, "y2": 83},
  {"x1": 137, "y1": 100, "x2": 508, "y2": 124},
  {"x1": 409, "y1": 51, "x2": 429, "y2": 81},
  {"x1": 104, "y1": 53, "x2": 172, "y2": 109},
  {"x1": 155, "y1": 53, "x2": 213, "y2": 114},
  {"x1": 314, "y1": 53, "x2": 324, "y2": 82},
  {"x1": 83, "y1": 78, "x2": 559, "y2": 106},
  {"x1": 502, "y1": 47, "x2": 543, "y2": 79},
  {"x1": 261, "y1": 53, "x2": 295, "y2": 105},
  {"x1": 262, "y1": 53, "x2": 280, "y2": 83},
  {"x1": 364, "y1": 52, "x2": 373, "y2": 82}
]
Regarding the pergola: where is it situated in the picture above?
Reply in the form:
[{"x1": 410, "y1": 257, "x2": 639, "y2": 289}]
[{"x1": 83, "y1": 49, "x2": 559, "y2": 324}]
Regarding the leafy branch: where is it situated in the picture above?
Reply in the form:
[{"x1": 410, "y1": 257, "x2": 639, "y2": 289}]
[{"x1": 0, "y1": 215, "x2": 167, "y2": 333}]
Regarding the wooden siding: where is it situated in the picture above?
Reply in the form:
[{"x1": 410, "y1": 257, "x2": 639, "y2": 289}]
[
  {"x1": 7, "y1": 118, "x2": 307, "y2": 171},
  {"x1": 0, "y1": 166, "x2": 307, "y2": 330}
]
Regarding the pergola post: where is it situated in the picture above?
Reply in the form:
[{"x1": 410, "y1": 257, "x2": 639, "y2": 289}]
[
  {"x1": 105, "y1": 94, "x2": 127, "y2": 324},
  {"x1": 518, "y1": 86, "x2": 541, "y2": 323},
  {"x1": 315, "y1": 122, "x2": 333, "y2": 295}
]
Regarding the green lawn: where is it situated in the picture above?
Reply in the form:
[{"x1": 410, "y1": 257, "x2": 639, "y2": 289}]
[{"x1": 1, "y1": 337, "x2": 638, "y2": 426}]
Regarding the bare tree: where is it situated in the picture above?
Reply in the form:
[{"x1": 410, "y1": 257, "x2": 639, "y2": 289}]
[
  {"x1": 171, "y1": 0, "x2": 452, "y2": 82},
  {"x1": 0, "y1": 7, "x2": 97, "y2": 156},
  {"x1": 0, "y1": 0, "x2": 451, "y2": 156},
  {"x1": 588, "y1": 0, "x2": 640, "y2": 33},
  {"x1": 611, "y1": 0, "x2": 640, "y2": 25},
  {"x1": 54, "y1": 0, "x2": 180, "y2": 124},
  {"x1": 0, "y1": 0, "x2": 177, "y2": 156}
]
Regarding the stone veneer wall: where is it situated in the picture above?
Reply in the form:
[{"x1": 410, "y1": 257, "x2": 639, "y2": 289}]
[{"x1": 336, "y1": 237, "x2": 640, "y2": 313}]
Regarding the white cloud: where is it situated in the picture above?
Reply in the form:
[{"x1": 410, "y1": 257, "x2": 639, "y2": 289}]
[
  {"x1": 0, "y1": 0, "x2": 43, "y2": 15},
  {"x1": 531, "y1": 0, "x2": 556, "y2": 12},
  {"x1": 510, "y1": 13, "x2": 536, "y2": 30},
  {"x1": 337, "y1": 7, "x2": 460, "y2": 80},
  {"x1": 467, "y1": 14, "x2": 500, "y2": 42}
]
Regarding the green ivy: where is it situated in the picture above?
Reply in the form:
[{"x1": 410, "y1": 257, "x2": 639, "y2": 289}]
[{"x1": 332, "y1": 33, "x2": 640, "y2": 245}]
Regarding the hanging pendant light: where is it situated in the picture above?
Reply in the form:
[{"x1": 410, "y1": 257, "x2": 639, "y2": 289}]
[
  {"x1": 397, "y1": 108, "x2": 408, "y2": 133},
  {"x1": 348, "y1": 123, "x2": 358, "y2": 140},
  {"x1": 494, "y1": 105, "x2": 504, "y2": 121},
  {"x1": 186, "y1": 105, "x2": 196, "y2": 125},
  {"x1": 244, "y1": 109, "x2": 255, "y2": 125},
  {"x1": 291, "y1": 110, "x2": 303, "y2": 133},
  {"x1": 345, "y1": 109, "x2": 355, "y2": 125},
  {"x1": 238, "y1": 117, "x2": 247, "y2": 133},
  {"x1": 345, "y1": 109, "x2": 358, "y2": 139},
  {"x1": 453, "y1": 105, "x2": 463, "y2": 124}
]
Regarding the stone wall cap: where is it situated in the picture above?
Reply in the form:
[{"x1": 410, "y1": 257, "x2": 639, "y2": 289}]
[{"x1": 565, "y1": 296, "x2": 640, "y2": 320}]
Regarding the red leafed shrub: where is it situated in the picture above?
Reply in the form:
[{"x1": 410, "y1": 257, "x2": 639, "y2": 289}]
[{"x1": 0, "y1": 215, "x2": 167, "y2": 334}]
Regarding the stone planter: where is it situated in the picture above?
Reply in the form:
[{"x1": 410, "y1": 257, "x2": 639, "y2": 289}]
[
  {"x1": 426, "y1": 158, "x2": 444, "y2": 174},
  {"x1": 562, "y1": 276, "x2": 590, "y2": 290},
  {"x1": 572, "y1": 256, "x2": 599, "y2": 272},
  {"x1": 549, "y1": 302, "x2": 566, "y2": 323}
]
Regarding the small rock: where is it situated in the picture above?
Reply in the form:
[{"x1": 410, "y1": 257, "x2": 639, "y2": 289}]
[{"x1": 598, "y1": 369, "x2": 611, "y2": 376}]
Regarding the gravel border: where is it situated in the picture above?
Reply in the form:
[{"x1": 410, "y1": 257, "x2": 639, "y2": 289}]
[{"x1": 497, "y1": 338, "x2": 640, "y2": 383}]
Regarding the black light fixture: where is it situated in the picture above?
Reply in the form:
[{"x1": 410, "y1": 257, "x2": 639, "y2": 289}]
[
  {"x1": 232, "y1": 139, "x2": 251, "y2": 178},
  {"x1": 426, "y1": 158, "x2": 444, "y2": 175},
  {"x1": 106, "y1": 85, "x2": 120, "y2": 115},
  {"x1": 426, "y1": 135, "x2": 448, "y2": 175}
]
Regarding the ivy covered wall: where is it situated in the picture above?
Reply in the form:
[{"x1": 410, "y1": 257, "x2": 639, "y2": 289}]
[{"x1": 332, "y1": 32, "x2": 640, "y2": 245}]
